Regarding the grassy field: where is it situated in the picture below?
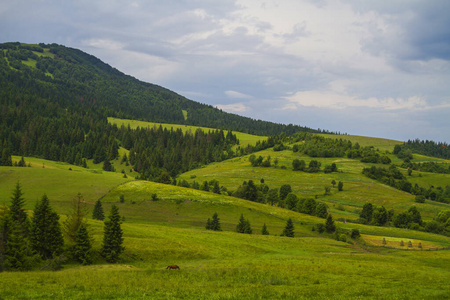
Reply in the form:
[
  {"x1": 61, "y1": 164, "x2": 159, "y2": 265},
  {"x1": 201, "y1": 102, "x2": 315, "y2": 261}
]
[
  {"x1": 1, "y1": 133, "x2": 450, "y2": 299},
  {"x1": 177, "y1": 148, "x2": 450, "y2": 221}
]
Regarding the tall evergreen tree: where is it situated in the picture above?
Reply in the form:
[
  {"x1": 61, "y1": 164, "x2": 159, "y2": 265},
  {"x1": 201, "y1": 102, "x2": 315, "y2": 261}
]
[
  {"x1": 73, "y1": 224, "x2": 93, "y2": 265},
  {"x1": 325, "y1": 214, "x2": 336, "y2": 233},
  {"x1": 92, "y1": 200, "x2": 105, "y2": 220},
  {"x1": 9, "y1": 182, "x2": 29, "y2": 234},
  {"x1": 2, "y1": 218, "x2": 34, "y2": 271},
  {"x1": 101, "y1": 205, "x2": 124, "y2": 263},
  {"x1": 261, "y1": 223, "x2": 269, "y2": 235},
  {"x1": 282, "y1": 218, "x2": 295, "y2": 237},
  {"x1": 29, "y1": 194, "x2": 64, "y2": 259}
]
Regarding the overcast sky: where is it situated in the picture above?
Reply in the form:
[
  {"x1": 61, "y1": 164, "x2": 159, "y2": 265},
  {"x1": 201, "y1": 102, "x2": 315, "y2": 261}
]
[{"x1": 1, "y1": 0, "x2": 449, "y2": 142}]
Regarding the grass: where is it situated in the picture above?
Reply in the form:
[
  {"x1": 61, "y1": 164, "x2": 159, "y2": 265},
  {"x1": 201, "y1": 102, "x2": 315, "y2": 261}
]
[{"x1": 1, "y1": 133, "x2": 450, "y2": 298}]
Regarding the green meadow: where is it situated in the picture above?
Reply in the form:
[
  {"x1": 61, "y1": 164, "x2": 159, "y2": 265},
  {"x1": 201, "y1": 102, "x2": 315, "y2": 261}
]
[{"x1": 1, "y1": 133, "x2": 450, "y2": 299}]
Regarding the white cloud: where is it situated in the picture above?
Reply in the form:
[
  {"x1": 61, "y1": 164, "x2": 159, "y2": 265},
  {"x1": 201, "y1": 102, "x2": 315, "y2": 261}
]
[
  {"x1": 215, "y1": 103, "x2": 248, "y2": 112},
  {"x1": 225, "y1": 90, "x2": 253, "y2": 99},
  {"x1": 283, "y1": 90, "x2": 429, "y2": 111}
]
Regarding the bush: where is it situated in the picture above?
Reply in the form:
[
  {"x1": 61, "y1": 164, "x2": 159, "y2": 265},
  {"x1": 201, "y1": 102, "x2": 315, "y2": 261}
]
[{"x1": 351, "y1": 229, "x2": 360, "y2": 239}]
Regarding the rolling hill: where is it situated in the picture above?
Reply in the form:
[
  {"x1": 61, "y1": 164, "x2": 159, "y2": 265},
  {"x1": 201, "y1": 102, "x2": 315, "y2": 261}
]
[{"x1": 1, "y1": 42, "x2": 449, "y2": 299}]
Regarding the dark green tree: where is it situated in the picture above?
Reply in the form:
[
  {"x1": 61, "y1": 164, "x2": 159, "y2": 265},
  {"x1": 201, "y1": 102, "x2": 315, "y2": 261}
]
[
  {"x1": 408, "y1": 206, "x2": 423, "y2": 226},
  {"x1": 205, "y1": 218, "x2": 212, "y2": 230},
  {"x1": 29, "y1": 194, "x2": 64, "y2": 259},
  {"x1": 101, "y1": 205, "x2": 124, "y2": 263},
  {"x1": 73, "y1": 224, "x2": 93, "y2": 265},
  {"x1": 308, "y1": 160, "x2": 321, "y2": 173},
  {"x1": 325, "y1": 214, "x2": 336, "y2": 233},
  {"x1": 92, "y1": 199, "x2": 105, "y2": 220},
  {"x1": 281, "y1": 218, "x2": 294, "y2": 237},
  {"x1": 9, "y1": 182, "x2": 29, "y2": 234},
  {"x1": 337, "y1": 181, "x2": 344, "y2": 191},
  {"x1": 267, "y1": 188, "x2": 279, "y2": 206},
  {"x1": 360, "y1": 203, "x2": 373, "y2": 223},
  {"x1": 285, "y1": 193, "x2": 299, "y2": 210},
  {"x1": 2, "y1": 218, "x2": 34, "y2": 271},
  {"x1": 210, "y1": 212, "x2": 222, "y2": 231},
  {"x1": 372, "y1": 206, "x2": 388, "y2": 226},
  {"x1": 212, "y1": 181, "x2": 221, "y2": 194},
  {"x1": 292, "y1": 159, "x2": 305, "y2": 171},
  {"x1": 279, "y1": 184, "x2": 292, "y2": 201},
  {"x1": 315, "y1": 202, "x2": 328, "y2": 218},
  {"x1": 1, "y1": 148, "x2": 12, "y2": 166},
  {"x1": 236, "y1": 214, "x2": 252, "y2": 234},
  {"x1": 261, "y1": 223, "x2": 269, "y2": 235},
  {"x1": 102, "y1": 159, "x2": 113, "y2": 172}
]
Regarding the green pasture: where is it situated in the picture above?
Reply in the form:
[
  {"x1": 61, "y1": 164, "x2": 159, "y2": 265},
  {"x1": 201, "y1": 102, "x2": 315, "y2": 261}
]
[
  {"x1": 1, "y1": 154, "x2": 450, "y2": 299},
  {"x1": 177, "y1": 149, "x2": 450, "y2": 221},
  {"x1": 108, "y1": 117, "x2": 267, "y2": 148},
  {"x1": 0, "y1": 221, "x2": 449, "y2": 299},
  {"x1": 318, "y1": 134, "x2": 402, "y2": 152}
]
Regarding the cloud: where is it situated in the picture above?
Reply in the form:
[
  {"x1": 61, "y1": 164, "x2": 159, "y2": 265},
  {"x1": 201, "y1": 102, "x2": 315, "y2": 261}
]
[
  {"x1": 215, "y1": 103, "x2": 248, "y2": 113},
  {"x1": 283, "y1": 90, "x2": 430, "y2": 111},
  {"x1": 225, "y1": 90, "x2": 253, "y2": 99}
]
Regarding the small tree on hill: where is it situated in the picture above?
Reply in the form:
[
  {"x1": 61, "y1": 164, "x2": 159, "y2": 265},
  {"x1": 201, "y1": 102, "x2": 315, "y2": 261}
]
[
  {"x1": 210, "y1": 212, "x2": 222, "y2": 231},
  {"x1": 281, "y1": 218, "x2": 294, "y2": 237},
  {"x1": 236, "y1": 214, "x2": 252, "y2": 234},
  {"x1": 338, "y1": 181, "x2": 344, "y2": 191},
  {"x1": 325, "y1": 214, "x2": 336, "y2": 233},
  {"x1": 261, "y1": 223, "x2": 269, "y2": 235},
  {"x1": 92, "y1": 200, "x2": 105, "y2": 220},
  {"x1": 101, "y1": 205, "x2": 124, "y2": 263}
]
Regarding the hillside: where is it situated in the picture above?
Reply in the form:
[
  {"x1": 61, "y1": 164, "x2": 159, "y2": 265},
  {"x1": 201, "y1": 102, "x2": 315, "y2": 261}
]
[
  {"x1": 0, "y1": 154, "x2": 449, "y2": 298},
  {"x1": 0, "y1": 42, "x2": 317, "y2": 136}
]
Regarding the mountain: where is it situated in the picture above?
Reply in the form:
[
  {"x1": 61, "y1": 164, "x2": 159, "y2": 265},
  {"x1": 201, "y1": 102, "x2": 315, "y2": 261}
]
[{"x1": 0, "y1": 42, "x2": 318, "y2": 136}]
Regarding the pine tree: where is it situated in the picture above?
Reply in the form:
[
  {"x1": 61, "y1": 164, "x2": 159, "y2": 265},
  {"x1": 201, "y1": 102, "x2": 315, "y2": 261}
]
[
  {"x1": 9, "y1": 182, "x2": 29, "y2": 234},
  {"x1": 282, "y1": 218, "x2": 295, "y2": 237},
  {"x1": 73, "y1": 224, "x2": 93, "y2": 265},
  {"x1": 211, "y1": 212, "x2": 222, "y2": 231},
  {"x1": 205, "y1": 218, "x2": 212, "y2": 230},
  {"x1": 1, "y1": 148, "x2": 12, "y2": 166},
  {"x1": 92, "y1": 200, "x2": 105, "y2": 220},
  {"x1": 30, "y1": 194, "x2": 64, "y2": 259},
  {"x1": 2, "y1": 218, "x2": 34, "y2": 271},
  {"x1": 325, "y1": 214, "x2": 336, "y2": 233},
  {"x1": 261, "y1": 223, "x2": 269, "y2": 235},
  {"x1": 63, "y1": 193, "x2": 88, "y2": 244},
  {"x1": 101, "y1": 205, "x2": 124, "y2": 263}
]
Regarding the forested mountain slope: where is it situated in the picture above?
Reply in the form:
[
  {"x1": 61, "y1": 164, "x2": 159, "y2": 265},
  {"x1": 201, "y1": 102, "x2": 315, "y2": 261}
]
[{"x1": 0, "y1": 42, "x2": 317, "y2": 136}]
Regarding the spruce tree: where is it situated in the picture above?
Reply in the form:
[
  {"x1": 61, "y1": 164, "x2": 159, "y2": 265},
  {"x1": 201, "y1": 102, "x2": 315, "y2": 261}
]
[
  {"x1": 9, "y1": 182, "x2": 29, "y2": 234},
  {"x1": 92, "y1": 200, "x2": 105, "y2": 220},
  {"x1": 101, "y1": 205, "x2": 124, "y2": 263},
  {"x1": 29, "y1": 194, "x2": 64, "y2": 259},
  {"x1": 236, "y1": 214, "x2": 252, "y2": 234},
  {"x1": 211, "y1": 212, "x2": 222, "y2": 231},
  {"x1": 282, "y1": 218, "x2": 295, "y2": 237},
  {"x1": 2, "y1": 218, "x2": 33, "y2": 271},
  {"x1": 325, "y1": 214, "x2": 336, "y2": 233},
  {"x1": 73, "y1": 224, "x2": 93, "y2": 265},
  {"x1": 205, "y1": 218, "x2": 212, "y2": 230},
  {"x1": 261, "y1": 223, "x2": 269, "y2": 235}
]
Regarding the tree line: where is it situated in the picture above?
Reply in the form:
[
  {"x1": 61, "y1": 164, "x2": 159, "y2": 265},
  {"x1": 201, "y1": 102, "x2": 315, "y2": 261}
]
[{"x1": 0, "y1": 183, "x2": 124, "y2": 271}]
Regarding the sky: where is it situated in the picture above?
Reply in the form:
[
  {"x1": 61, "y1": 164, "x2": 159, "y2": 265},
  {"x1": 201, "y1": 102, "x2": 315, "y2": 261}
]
[{"x1": 1, "y1": 0, "x2": 449, "y2": 142}]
